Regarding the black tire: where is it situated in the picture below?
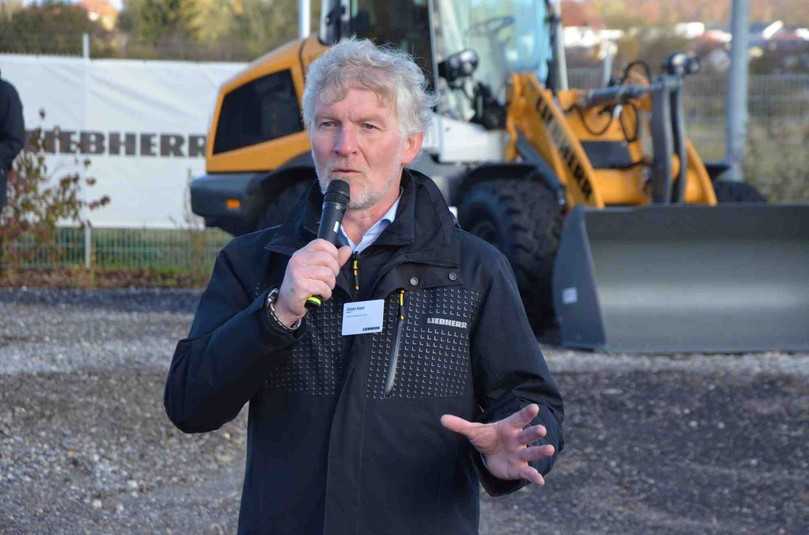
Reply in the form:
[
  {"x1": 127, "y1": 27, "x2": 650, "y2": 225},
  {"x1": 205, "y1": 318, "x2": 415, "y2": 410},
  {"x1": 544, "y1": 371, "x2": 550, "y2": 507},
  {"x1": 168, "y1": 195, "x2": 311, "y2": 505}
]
[
  {"x1": 457, "y1": 178, "x2": 562, "y2": 332},
  {"x1": 256, "y1": 180, "x2": 312, "y2": 230},
  {"x1": 713, "y1": 179, "x2": 767, "y2": 203}
]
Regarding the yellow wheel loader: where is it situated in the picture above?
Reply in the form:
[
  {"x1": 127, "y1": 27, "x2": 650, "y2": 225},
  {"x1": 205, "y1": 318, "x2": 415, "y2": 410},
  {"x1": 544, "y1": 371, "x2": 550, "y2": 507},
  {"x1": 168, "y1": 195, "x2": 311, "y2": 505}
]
[{"x1": 191, "y1": 0, "x2": 809, "y2": 352}]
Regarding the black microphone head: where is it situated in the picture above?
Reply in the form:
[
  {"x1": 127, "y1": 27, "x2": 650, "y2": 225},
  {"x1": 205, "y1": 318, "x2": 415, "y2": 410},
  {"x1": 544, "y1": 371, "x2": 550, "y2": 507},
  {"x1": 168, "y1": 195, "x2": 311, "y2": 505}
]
[
  {"x1": 317, "y1": 179, "x2": 350, "y2": 245},
  {"x1": 324, "y1": 179, "x2": 350, "y2": 205}
]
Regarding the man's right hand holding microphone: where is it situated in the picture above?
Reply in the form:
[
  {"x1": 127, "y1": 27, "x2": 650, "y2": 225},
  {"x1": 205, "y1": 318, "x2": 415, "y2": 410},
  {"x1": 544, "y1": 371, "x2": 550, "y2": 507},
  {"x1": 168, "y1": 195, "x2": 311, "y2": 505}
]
[
  {"x1": 272, "y1": 179, "x2": 352, "y2": 329},
  {"x1": 273, "y1": 240, "x2": 352, "y2": 328}
]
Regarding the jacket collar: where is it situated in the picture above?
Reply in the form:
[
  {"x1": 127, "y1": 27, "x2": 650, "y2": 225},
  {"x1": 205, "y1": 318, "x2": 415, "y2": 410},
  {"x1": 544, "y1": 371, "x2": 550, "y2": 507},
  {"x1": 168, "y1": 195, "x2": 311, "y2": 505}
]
[{"x1": 264, "y1": 169, "x2": 459, "y2": 267}]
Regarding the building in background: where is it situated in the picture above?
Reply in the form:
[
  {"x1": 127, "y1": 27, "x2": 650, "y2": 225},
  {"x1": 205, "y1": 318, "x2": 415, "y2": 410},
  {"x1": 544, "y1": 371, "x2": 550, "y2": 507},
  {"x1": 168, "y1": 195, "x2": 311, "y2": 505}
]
[{"x1": 79, "y1": 0, "x2": 119, "y2": 31}]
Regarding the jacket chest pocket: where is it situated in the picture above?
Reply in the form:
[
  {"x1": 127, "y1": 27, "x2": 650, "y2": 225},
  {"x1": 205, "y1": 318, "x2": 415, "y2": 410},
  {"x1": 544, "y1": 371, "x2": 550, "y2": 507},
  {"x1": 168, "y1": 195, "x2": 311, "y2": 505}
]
[{"x1": 366, "y1": 286, "x2": 481, "y2": 400}]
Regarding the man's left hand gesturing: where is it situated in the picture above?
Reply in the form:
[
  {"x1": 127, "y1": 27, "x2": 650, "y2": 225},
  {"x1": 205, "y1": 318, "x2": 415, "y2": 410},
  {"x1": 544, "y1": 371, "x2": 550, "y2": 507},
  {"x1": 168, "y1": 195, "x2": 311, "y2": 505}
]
[{"x1": 440, "y1": 403, "x2": 555, "y2": 486}]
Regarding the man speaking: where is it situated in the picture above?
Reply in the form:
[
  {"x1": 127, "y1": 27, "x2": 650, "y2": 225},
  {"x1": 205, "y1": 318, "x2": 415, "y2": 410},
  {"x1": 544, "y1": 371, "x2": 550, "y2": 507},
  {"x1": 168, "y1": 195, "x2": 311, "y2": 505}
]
[{"x1": 164, "y1": 39, "x2": 564, "y2": 534}]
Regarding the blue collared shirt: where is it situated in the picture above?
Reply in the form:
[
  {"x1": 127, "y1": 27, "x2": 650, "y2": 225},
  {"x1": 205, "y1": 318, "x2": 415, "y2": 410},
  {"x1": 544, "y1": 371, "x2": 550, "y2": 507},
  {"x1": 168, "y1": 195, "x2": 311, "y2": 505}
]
[{"x1": 339, "y1": 197, "x2": 400, "y2": 254}]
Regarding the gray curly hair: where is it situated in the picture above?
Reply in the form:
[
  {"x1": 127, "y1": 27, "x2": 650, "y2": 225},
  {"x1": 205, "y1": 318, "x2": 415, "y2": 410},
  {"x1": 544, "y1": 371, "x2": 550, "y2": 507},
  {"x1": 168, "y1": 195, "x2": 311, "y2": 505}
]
[{"x1": 302, "y1": 38, "x2": 435, "y2": 136}]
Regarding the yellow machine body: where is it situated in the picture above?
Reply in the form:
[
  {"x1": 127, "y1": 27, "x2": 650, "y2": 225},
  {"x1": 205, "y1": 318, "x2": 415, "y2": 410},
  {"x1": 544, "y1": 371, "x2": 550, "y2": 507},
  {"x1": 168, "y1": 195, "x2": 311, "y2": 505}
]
[
  {"x1": 505, "y1": 74, "x2": 717, "y2": 209},
  {"x1": 205, "y1": 37, "x2": 323, "y2": 174}
]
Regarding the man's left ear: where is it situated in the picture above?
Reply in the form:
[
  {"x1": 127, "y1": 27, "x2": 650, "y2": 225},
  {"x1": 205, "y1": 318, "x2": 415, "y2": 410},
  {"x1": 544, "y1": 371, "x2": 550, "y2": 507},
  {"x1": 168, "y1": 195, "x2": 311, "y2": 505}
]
[{"x1": 402, "y1": 132, "x2": 424, "y2": 165}]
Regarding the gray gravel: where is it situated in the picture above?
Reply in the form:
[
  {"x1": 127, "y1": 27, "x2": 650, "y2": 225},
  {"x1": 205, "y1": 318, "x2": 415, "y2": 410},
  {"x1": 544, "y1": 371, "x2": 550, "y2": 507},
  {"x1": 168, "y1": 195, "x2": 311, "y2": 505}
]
[
  {"x1": 1, "y1": 288, "x2": 807, "y2": 534},
  {"x1": 0, "y1": 289, "x2": 198, "y2": 375}
]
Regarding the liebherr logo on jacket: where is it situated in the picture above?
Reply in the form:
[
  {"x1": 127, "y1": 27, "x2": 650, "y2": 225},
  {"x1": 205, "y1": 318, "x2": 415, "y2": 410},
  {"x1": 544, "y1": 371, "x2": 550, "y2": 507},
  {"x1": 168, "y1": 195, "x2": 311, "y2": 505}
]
[{"x1": 426, "y1": 317, "x2": 468, "y2": 329}]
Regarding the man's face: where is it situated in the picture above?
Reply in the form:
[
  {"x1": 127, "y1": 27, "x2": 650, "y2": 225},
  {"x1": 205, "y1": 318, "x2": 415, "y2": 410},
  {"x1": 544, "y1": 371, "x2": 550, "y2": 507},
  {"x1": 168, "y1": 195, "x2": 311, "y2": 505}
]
[{"x1": 310, "y1": 87, "x2": 423, "y2": 211}]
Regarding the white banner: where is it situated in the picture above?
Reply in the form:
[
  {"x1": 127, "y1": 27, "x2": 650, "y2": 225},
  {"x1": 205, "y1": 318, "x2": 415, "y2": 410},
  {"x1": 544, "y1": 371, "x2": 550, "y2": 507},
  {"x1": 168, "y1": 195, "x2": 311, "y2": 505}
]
[{"x1": 0, "y1": 55, "x2": 246, "y2": 228}]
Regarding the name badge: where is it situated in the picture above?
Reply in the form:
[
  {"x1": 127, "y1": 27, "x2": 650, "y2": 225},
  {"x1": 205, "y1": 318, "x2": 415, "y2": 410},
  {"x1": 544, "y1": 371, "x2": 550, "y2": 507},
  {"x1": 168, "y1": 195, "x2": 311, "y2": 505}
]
[{"x1": 341, "y1": 299, "x2": 384, "y2": 336}]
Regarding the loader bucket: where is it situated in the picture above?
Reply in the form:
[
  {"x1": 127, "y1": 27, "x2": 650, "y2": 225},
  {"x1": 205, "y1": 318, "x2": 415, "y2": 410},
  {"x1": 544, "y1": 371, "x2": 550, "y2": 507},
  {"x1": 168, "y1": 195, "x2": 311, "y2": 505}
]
[{"x1": 553, "y1": 204, "x2": 809, "y2": 353}]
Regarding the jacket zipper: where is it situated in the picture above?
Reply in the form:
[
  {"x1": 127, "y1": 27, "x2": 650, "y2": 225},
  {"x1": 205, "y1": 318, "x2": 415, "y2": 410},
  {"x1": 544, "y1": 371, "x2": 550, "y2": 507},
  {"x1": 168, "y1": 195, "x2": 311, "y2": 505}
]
[
  {"x1": 384, "y1": 289, "x2": 406, "y2": 396},
  {"x1": 352, "y1": 253, "x2": 360, "y2": 297}
]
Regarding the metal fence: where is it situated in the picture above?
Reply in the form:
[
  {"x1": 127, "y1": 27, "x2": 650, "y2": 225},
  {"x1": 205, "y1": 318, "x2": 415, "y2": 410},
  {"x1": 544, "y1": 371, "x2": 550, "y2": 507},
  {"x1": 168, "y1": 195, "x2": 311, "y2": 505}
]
[
  {"x1": 0, "y1": 31, "x2": 88, "y2": 57},
  {"x1": 568, "y1": 68, "x2": 809, "y2": 119},
  {"x1": 3, "y1": 226, "x2": 230, "y2": 272},
  {"x1": 0, "y1": 31, "x2": 264, "y2": 62}
]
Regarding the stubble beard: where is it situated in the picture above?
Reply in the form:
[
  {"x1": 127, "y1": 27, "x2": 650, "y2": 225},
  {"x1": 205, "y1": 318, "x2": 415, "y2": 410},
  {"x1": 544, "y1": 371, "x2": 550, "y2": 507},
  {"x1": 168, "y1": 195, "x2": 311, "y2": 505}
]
[{"x1": 319, "y1": 171, "x2": 395, "y2": 212}]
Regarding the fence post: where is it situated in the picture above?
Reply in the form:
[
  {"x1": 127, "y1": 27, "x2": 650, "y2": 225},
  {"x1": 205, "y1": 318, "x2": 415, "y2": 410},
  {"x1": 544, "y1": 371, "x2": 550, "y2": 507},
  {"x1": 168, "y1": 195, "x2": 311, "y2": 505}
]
[
  {"x1": 84, "y1": 223, "x2": 92, "y2": 269},
  {"x1": 82, "y1": 33, "x2": 90, "y2": 59},
  {"x1": 549, "y1": 0, "x2": 568, "y2": 91},
  {"x1": 725, "y1": 0, "x2": 749, "y2": 182}
]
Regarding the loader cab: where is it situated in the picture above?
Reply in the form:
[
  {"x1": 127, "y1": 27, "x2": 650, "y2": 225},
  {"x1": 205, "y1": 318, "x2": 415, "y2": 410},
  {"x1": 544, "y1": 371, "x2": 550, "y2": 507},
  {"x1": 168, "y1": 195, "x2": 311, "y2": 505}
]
[
  {"x1": 321, "y1": 0, "x2": 554, "y2": 128},
  {"x1": 320, "y1": 0, "x2": 434, "y2": 83},
  {"x1": 320, "y1": 0, "x2": 555, "y2": 167},
  {"x1": 431, "y1": 0, "x2": 553, "y2": 124}
]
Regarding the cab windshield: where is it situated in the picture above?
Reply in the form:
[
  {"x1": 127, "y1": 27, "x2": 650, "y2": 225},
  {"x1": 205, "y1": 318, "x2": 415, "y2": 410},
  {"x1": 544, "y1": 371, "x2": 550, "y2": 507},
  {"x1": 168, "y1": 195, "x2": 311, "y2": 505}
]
[
  {"x1": 349, "y1": 0, "x2": 551, "y2": 95},
  {"x1": 437, "y1": 0, "x2": 552, "y2": 97}
]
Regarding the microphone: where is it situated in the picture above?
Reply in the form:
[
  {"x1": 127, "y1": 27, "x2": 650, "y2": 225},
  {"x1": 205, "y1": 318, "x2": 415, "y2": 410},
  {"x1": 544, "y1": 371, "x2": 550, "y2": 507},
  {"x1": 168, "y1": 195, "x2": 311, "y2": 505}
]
[{"x1": 305, "y1": 179, "x2": 350, "y2": 308}]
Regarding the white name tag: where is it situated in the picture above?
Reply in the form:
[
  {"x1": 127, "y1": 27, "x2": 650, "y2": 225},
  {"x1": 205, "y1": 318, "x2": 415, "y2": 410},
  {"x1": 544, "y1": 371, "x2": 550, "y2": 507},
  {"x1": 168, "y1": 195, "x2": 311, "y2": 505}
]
[{"x1": 341, "y1": 299, "x2": 385, "y2": 336}]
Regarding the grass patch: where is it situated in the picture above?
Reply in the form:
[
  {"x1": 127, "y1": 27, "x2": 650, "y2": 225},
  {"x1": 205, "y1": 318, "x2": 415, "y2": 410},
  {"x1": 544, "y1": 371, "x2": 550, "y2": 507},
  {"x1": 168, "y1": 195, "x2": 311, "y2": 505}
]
[
  {"x1": 744, "y1": 120, "x2": 809, "y2": 203},
  {"x1": 0, "y1": 265, "x2": 212, "y2": 289},
  {"x1": 687, "y1": 118, "x2": 809, "y2": 203}
]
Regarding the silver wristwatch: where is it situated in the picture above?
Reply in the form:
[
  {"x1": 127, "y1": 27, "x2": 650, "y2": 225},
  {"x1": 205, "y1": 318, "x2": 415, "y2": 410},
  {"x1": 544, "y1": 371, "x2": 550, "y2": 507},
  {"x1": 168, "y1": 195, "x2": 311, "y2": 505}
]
[{"x1": 265, "y1": 288, "x2": 301, "y2": 332}]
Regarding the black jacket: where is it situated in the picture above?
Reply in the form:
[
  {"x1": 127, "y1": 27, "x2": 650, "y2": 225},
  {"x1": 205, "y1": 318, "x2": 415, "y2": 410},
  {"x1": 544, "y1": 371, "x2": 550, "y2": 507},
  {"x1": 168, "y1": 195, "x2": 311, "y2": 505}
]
[
  {"x1": 164, "y1": 170, "x2": 564, "y2": 535},
  {"x1": 0, "y1": 77, "x2": 24, "y2": 172}
]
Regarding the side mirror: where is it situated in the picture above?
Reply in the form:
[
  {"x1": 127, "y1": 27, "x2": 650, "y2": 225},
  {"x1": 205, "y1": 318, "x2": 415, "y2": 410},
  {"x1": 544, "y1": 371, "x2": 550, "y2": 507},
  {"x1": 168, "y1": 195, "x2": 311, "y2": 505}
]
[
  {"x1": 438, "y1": 49, "x2": 479, "y2": 88},
  {"x1": 664, "y1": 53, "x2": 700, "y2": 77},
  {"x1": 685, "y1": 56, "x2": 701, "y2": 76}
]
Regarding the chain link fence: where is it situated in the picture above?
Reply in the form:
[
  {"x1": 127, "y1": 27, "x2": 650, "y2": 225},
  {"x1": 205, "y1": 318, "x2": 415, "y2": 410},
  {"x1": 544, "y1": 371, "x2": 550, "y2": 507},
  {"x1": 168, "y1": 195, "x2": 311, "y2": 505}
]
[
  {"x1": 0, "y1": 30, "x2": 274, "y2": 62},
  {"x1": 3, "y1": 226, "x2": 230, "y2": 273},
  {"x1": 0, "y1": 30, "x2": 88, "y2": 57}
]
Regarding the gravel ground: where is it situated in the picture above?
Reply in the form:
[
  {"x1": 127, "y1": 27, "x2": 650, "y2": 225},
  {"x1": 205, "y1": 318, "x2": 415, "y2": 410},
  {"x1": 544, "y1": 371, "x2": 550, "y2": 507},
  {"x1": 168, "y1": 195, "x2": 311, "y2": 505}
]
[{"x1": 1, "y1": 288, "x2": 807, "y2": 534}]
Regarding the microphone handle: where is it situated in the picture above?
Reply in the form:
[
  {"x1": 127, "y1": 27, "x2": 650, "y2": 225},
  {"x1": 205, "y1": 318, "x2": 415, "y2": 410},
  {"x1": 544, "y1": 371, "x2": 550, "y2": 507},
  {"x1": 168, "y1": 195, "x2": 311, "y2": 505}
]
[{"x1": 305, "y1": 200, "x2": 348, "y2": 309}]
